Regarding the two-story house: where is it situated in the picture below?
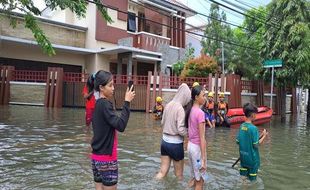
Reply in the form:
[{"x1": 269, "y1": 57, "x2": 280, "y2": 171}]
[{"x1": 0, "y1": 0, "x2": 195, "y2": 76}]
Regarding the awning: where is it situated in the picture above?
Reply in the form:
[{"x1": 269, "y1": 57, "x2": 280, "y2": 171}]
[{"x1": 98, "y1": 45, "x2": 162, "y2": 56}]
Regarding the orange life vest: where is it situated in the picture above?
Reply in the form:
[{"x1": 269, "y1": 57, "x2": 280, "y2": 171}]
[
  {"x1": 206, "y1": 101, "x2": 214, "y2": 110},
  {"x1": 218, "y1": 101, "x2": 227, "y2": 110},
  {"x1": 156, "y1": 105, "x2": 163, "y2": 112}
]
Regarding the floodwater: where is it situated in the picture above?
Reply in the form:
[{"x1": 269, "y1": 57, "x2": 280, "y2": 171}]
[{"x1": 0, "y1": 105, "x2": 309, "y2": 190}]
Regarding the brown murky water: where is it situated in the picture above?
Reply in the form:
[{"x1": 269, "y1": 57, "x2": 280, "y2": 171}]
[{"x1": 0, "y1": 105, "x2": 309, "y2": 189}]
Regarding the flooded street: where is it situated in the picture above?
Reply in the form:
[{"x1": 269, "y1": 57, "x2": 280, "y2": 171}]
[{"x1": 0, "y1": 105, "x2": 309, "y2": 189}]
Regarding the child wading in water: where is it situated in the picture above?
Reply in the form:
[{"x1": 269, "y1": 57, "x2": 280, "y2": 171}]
[
  {"x1": 187, "y1": 85, "x2": 207, "y2": 190},
  {"x1": 236, "y1": 103, "x2": 268, "y2": 181},
  {"x1": 91, "y1": 70, "x2": 135, "y2": 190}
]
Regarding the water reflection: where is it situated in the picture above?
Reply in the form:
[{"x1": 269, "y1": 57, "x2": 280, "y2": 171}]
[{"x1": 0, "y1": 105, "x2": 309, "y2": 189}]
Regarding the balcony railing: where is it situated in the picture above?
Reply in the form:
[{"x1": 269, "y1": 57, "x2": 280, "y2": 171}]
[{"x1": 133, "y1": 31, "x2": 170, "y2": 52}]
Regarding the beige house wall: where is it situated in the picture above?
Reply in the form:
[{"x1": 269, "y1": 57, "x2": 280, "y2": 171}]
[
  {"x1": 85, "y1": 54, "x2": 97, "y2": 74},
  {"x1": 107, "y1": 9, "x2": 127, "y2": 30},
  {"x1": 0, "y1": 15, "x2": 86, "y2": 48},
  {"x1": 85, "y1": 54, "x2": 110, "y2": 74},
  {"x1": 96, "y1": 54, "x2": 110, "y2": 71},
  {"x1": 46, "y1": 9, "x2": 66, "y2": 23},
  {"x1": 0, "y1": 3, "x2": 139, "y2": 73},
  {"x1": 0, "y1": 41, "x2": 87, "y2": 67}
]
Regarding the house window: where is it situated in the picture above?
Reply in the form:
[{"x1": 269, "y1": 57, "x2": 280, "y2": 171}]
[
  {"x1": 138, "y1": 12, "x2": 146, "y2": 32},
  {"x1": 127, "y1": 12, "x2": 136, "y2": 32}
]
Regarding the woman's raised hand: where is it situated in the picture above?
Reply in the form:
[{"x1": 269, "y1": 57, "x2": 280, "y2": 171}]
[{"x1": 125, "y1": 85, "x2": 135, "y2": 102}]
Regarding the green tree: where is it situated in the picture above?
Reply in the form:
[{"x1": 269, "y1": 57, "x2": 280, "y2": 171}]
[
  {"x1": 180, "y1": 54, "x2": 218, "y2": 78},
  {"x1": 0, "y1": 0, "x2": 112, "y2": 56},
  {"x1": 229, "y1": 7, "x2": 266, "y2": 79},
  {"x1": 261, "y1": 0, "x2": 310, "y2": 118},
  {"x1": 201, "y1": 3, "x2": 233, "y2": 72}
]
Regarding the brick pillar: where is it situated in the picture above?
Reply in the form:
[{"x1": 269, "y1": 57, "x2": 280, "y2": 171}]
[
  {"x1": 177, "y1": 12, "x2": 181, "y2": 48},
  {"x1": 170, "y1": 16, "x2": 174, "y2": 46},
  {"x1": 173, "y1": 16, "x2": 177, "y2": 46},
  {"x1": 181, "y1": 13, "x2": 186, "y2": 48}
]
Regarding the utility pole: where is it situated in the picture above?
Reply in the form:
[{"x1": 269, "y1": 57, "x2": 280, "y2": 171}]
[{"x1": 221, "y1": 42, "x2": 224, "y2": 74}]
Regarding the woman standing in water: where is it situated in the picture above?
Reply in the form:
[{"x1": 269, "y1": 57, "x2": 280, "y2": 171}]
[
  {"x1": 156, "y1": 83, "x2": 191, "y2": 180},
  {"x1": 187, "y1": 85, "x2": 207, "y2": 190},
  {"x1": 91, "y1": 70, "x2": 135, "y2": 190}
]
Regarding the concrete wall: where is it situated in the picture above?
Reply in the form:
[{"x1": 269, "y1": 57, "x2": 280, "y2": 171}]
[
  {"x1": 0, "y1": 15, "x2": 86, "y2": 48},
  {"x1": 157, "y1": 44, "x2": 186, "y2": 74},
  {"x1": 10, "y1": 82, "x2": 46, "y2": 105},
  {"x1": 233, "y1": 94, "x2": 291, "y2": 112}
]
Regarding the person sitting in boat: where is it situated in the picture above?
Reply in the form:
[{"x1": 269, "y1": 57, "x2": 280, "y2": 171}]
[
  {"x1": 153, "y1": 96, "x2": 164, "y2": 120},
  {"x1": 202, "y1": 92, "x2": 215, "y2": 128},
  {"x1": 216, "y1": 92, "x2": 230, "y2": 127}
]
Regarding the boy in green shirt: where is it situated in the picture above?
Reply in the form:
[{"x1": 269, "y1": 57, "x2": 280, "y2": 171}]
[{"x1": 236, "y1": 103, "x2": 268, "y2": 181}]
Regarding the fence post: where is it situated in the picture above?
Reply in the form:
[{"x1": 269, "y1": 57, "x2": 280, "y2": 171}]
[
  {"x1": 54, "y1": 68, "x2": 63, "y2": 108},
  {"x1": 146, "y1": 71, "x2": 152, "y2": 112},
  {"x1": 255, "y1": 80, "x2": 264, "y2": 106},
  {"x1": 158, "y1": 72, "x2": 163, "y2": 98},
  {"x1": 45, "y1": 67, "x2": 64, "y2": 108},
  {"x1": 275, "y1": 86, "x2": 282, "y2": 115},
  {"x1": 220, "y1": 73, "x2": 225, "y2": 92},
  {"x1": 0, "y1": 66, "x2": 14, "y2": 105},
  {"x1": 49, "y1": 68, "x2": 56, "y2": 107},
  {"x1": 208, "y1": 73, "x2": 212, "y2": 92},
  {"x1": 291, "y1": 87, "x2": 297, "y2": 114},
  {"x1": 151, "y1": 71, "x2": 157, "y2": 113},
  {"x1": 214, "y1": 73, "x2": 219, "y2": 103},
  {"x1": 3, "y1": 66, "x2": 14, "y2": 105},
  {"x1": 0, "y1": 66, "x2": 6, "y2": 105},
  {"x1": 226, "y1": 74, "x2": 241, "y2": 108}
]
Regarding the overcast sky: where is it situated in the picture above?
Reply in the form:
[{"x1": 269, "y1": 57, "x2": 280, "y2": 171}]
[{"x1": 177, "y1": 0, "x2": 271, "y2": 28}]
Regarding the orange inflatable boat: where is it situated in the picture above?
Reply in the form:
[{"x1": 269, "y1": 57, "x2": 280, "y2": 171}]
[{"x1": 226, "y1": 106, "x2": 273, "y2": 127}]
